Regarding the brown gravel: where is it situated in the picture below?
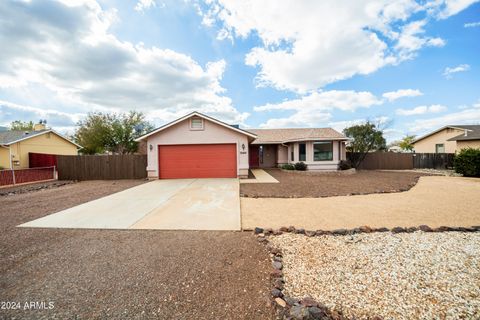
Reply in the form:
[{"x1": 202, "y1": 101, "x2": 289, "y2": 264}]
[
  {"x1": 240, "y1": 169, "x2": 430, "y2": 198},
  {"x1": 0, "y1": 180, "x2": 274, "y2": 320}
]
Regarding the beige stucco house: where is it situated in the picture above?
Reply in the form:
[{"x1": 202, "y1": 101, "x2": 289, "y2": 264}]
[
  {"x1": 412, "y1": 125, "x2": 480, "y2": 153},
  {"x1": 136, "y1": 112, "x2": 348, "y2": 179},
  {"x1": 0, "y1": 123, "x2": 80, "y2": 169}
]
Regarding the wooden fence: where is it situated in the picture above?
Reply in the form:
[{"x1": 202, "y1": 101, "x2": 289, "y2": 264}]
[
  {"x1": 347, "y1": 152, "x2": 455, "y2": 170},
  {"x1": 57, "y1": 154, "x2": 147, "y2": 180}
]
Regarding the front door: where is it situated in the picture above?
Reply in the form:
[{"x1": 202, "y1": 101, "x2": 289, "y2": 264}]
[{"x1": 249, "y1": 146, "x2": 259, "y2": 168}]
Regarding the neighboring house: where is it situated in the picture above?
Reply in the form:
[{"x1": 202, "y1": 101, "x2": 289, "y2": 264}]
[
  {"x1": 412, "y1": 125, "x2": 480, "y2": 153},
  {"x1": 136, "y1": 111, "x2": 348, "y2": 179},
  {"x1": 388, "y1": 145, "x2": 403, "y2": 153},
  {"x1": 0, "y1": 123, "x2": 81, "y2": 169}
]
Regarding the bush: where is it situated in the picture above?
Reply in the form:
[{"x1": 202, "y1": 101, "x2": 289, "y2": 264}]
[
  {"x1": 453, "y1": 148, "x2": 480, "y2": 177},
  {"x1": 0, "y1": 166, "x2": 4, "y2": 170},
  {"x1": 294, "y1": 162, "x2": 307, "y2": 171},
  {"x1": 338, "y1": 160, "x2": 352, "y2": 170},
  {"x1": 281, "y1": 163, "x2": 295, "y2": 170}
]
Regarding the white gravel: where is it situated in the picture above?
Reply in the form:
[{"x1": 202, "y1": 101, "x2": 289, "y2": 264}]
[{"x1": 270, "y1": 232, "x2": 480, "y2": 319}]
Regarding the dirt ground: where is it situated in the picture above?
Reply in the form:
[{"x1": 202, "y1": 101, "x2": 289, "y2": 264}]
[
  {"x1": 242, "y1": 176, "x2": 480, "y2": 230},
  {"x1": 0, "y1": 181, "x2": 274, "y2": 320},
  {"x1": 240, "y1": 169, "x2": 430, "y2": 198}
]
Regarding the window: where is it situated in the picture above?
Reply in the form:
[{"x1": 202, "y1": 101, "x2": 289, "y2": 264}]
[
  {"x1": 259, "y1": 145, "x2": 264, "y2": 164},
  {"x1": 291, "y1": 149, "x2": 294, "y2": 161},
  {"x1": 190, "y1": 118, "x2": 204, "y2": 130},
  {"x1": 314, "y1": 141, "x2": 333, "y2": 161},
  {"x1": 298, "y1": 143, "x2": 306, "y2": 161},
  {"x1": 435, "y1": 143, "x2": 445, "y2": 153}
]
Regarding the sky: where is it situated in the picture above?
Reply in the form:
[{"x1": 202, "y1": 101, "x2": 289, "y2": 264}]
[{"x1": 0, "y1": 0, "x2": 479, "y2": 142}]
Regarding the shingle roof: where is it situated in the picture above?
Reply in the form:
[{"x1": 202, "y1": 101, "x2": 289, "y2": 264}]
[
  {"x1": 248, "y1": 128, "x2": 347, "y2": 144},
  {"x1": 447, "y1": 125, "x2": 480, "y2": 141},
  {"x1": 0, "y1": 130, "x2": 49, "y2": 145}
]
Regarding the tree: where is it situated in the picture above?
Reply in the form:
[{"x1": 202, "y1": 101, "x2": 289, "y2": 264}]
[
  {"x1": 398, "y1": 135, "x2": 416, "y2": 152},
  {"x1": 74, "y1": 111, "x2": 154, "y2": 155},
  {"x1": 10, "y1": 120, "x2": 34, "y2": 131},
  {"x1": 343, "y1": 122, "x2": 387, "y2": 168}
]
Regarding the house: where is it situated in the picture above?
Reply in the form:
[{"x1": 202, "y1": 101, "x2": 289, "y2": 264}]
[
  {"x1": 0, "y1": 123, "x2": 81, "y2": 169},
  {"x1": 412, "y1": 125, "x2": 480, "y2": 153},
  {"x1": 136, "y1": 111, "x2": 348, "y2": 179}
]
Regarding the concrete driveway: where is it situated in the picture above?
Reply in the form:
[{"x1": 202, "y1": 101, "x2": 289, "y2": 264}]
[{"x1": 20, "y1": 179, "x2": 240, "y2": 230}]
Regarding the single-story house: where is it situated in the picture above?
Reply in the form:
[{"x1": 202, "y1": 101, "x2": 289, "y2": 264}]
[
  {"x1": 412, "y1": 125, "x2": 480, "y2": 153},
  {"x1": 0, "y1": 123, "x2": 81, "y2": 169},
  {"x1": 136, "y1": 111, "x2": 348, "y2": 179}
]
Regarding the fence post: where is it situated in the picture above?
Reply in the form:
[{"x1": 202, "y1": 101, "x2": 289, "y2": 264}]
[{"x1": 11, "y1": 169, "x2": 16, "y2": 185}]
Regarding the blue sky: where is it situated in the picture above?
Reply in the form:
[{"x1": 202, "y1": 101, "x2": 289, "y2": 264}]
[{"x1": 0, "y1": 0, "x2": 479, "y2": 142}]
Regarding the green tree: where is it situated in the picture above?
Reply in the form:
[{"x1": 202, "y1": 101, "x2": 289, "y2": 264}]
[
  {"x1": 74, "y1": 111, "x2": 153, "y2": 155},
  {"x1": 343, "y1": 122, "x2": 387, "y2": 168},
  {"x1": 399, "y1": 135, "x2": 416, "y2": 151},
  {"x1": 10, "y1": 120, "x2": 34, "y2": 131}
]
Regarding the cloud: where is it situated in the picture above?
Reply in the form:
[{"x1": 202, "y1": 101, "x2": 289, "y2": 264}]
[
  {"x1": 197, "y1": 0, "x2": 472, "y2": 93},
  {"x1": 254, "y1": 90, "x2": 383, "y2": 128},
  {"x1": 442, "y1": 64, "x2": 471, "y2": 78},
  {"x1": 135, "y1": 0, "x2": 156, "y2": 12},
  {"x1": 464, "y1": 21, "x2": 480, "y2": 27},
  {"x1": 0, "y1": 0, "x2": 247, "y2": 126},
  {"x1": 328, "y1": 116, "x2": 391, "y2": 133},
  {"x1": 409, "y1": 103, "x2": 480, "y2": 132},
  {"x1": 396, "y1": 104, "x2": 447, "y2": 115},
  {"x1": 382, "y1": 89, "x2": 423, "y2": 101}
]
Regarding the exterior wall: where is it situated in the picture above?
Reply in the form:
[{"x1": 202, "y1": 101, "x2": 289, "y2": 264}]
[
  {"x1": 10, "y1": 133, "x2": 78, "y2": 168},
  {"x1": 0, "y1": 147, "x2": 10, "y2": 169},
  {"x1": 277, "y1": 145, "x2": 288, "y2": 165},
  {"x1": 413, "y1": 128, "x2": 464, "y2": 153},
  {"x1": 456, "y1": 140, "x2": 480, "y2": 151},
  {"x1": 146, "y1": 118, "x2": 250, "y2": 178},
  {"x1": 287, "y1": 140, "x2": 343, "y2": 170},
  {"x1": 259, "y1": 144, "x2": 277, "y2": 168}
]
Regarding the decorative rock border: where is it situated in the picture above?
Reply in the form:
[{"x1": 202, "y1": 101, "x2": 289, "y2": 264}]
[{"x1": 254, "y1": 224, "x2": 480, "y2": 320}]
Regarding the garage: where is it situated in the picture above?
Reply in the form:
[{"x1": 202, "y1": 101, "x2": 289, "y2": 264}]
[{"x1": 159, "y1": 144, "x2": 237, "y2": 179}]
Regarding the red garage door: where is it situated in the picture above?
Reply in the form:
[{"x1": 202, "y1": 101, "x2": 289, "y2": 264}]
[{"x1": 158, "y1": 144, "x2": 237, "y2": 179}]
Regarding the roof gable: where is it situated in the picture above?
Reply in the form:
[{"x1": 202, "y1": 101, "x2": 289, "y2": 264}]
[
  {"x1": 0, "y1": 129, "x2": 82, "y2": 148},
  {"x1": 135, "y1": 111, "x2": 257, "y2": 141},
  {"x1": 412, "y1": 125, "x2": 476, "y2": 143}
]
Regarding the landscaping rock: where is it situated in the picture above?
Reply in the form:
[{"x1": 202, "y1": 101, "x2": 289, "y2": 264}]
[
  {"x1": 332, "y1": 229, "x2": 348, "y2": 235},
  {"x1": 288, "y1": 226, "x2": 296, "y2": 232},
  {"x1": 271, "y1": 288, "x2": 283, "y2": 298},
  {"x1": 254, "y1": 227, "x2": 264, "y2": 234},
  {"x1": 274, "y1": 279, "x2": 284, "y2": 290},
  {"x1": 290, "y1": 305, "x2": 310, "y2": 320},
  {"x1": 264, "y1": 228, "x2": 273, "y2": 235},
  {"x1": 359, "y1": 226, "x2": 373, "y2": 233},
  {"x1": 273, "y1": 230, "x2": 283, "y2": 235},
  {"x1": 308, "y1": 306, "x2": 327, "y2": 319},
  {"x1": 406, "y1": 227, "x2": 418, "y2": 233},
  {"x1": 275, "y1": 297, "x2": 287, "y2": 308},
  {"x1": 270, "y1": 269, "x2": 283, "y2": 279},
  {"x1": 273, "y1": 255, "x2": 282, "y2": 262},
  {"x1": 419, "y1": 225, "x2": 433, "y2": 232},
  {"x1": 295, "y1": 228, "x2": 306, "y2": 234},
  {"x1": 284, "y1": 296, "x2": 300, "y2": 306},
  {"x1": 305, "y1": 230, "x2": 316, "y2": 237},
  {"x1": 391, "y1": 227, "x2": 406, "y2": 233},
  {"x1": 300, "y1": 297, "x2": 318, "y2": 307},
  {"x1": 272, "y1": 261, "x2": 283, "y2": 270},
  {"x1": 374, "y1": 227, "x2": 390, "y2": 232},
  {"x1": 279, "y1": 227, "x2": 289, "y2": 232}
]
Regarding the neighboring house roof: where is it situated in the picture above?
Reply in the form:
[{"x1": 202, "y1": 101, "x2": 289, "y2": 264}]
[
  {"x1": 447, "y1": 125, "x2": 480, "y2": 141},
  {"x1": 412, "y1": 125, "x2": 478, "y2": 143},
  {"x1": 0, "y1": 129, "x2": 82, "y2": 148},
  {"x1": 249, "y1": 128, "x2": 348, "y2": 144},
  {"x1": 135, "y1": 111, "x2": 258, "y2": 141}
]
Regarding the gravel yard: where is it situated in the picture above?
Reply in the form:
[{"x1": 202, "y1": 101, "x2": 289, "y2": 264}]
[
  {"x1": 270, "y1": 232, "x2": 480, "y2": 319},
  {"x1": 0, "y1": 180, "x2": 274, "y2": 319},
  {"x1": 240, "y1": 169, "x2": 430, "y2": 198}
]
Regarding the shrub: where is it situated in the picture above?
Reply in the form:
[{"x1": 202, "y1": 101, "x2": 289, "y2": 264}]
[
  {"x1": 0, "y1": 166, "x2": 4, "y2": 170},
  {"x1": 294, "y1": 162, "x2": 307, "y2": 171},
  {"x1": 281, "y1": 163, "x2": 295, "y2": 170},
  {"x1": 338, "y1": 160, "x2": 352, "y2": 170},
  {"x1": 453, "y1": 148, "x2": 480, "y2": 177}
]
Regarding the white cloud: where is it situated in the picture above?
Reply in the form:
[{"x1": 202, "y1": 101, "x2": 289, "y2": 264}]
[
  {"x1": 135, "y1": 0, "x2": 156, "y2": 12},
  {"x1": 198, "y1": 0, "x2": 471, "y2": 93},
  {"x1": 435, "y1": 0, "x2": 480, "y2": 19},
  {"x1": 396, "y1": 104, "x2": 447, "y2": 115},
  {"x1": 0, "y1": 0, "x2": 248, "y2": 126},
  {"x1": 254, "y1": 90, "x2": 383, "y2": 128},
  {"x1": 328, "y1": 116, "x2": 390, "y2": 133},
  {"x1": 464, "y1": 21, "x2": 480, "y2": 27},
  {"x1": 442, "y1": 64, "x2": 471, "y2": 78},
  {"x1": 409, "y1": 104, "x2": 480, "y2": 132},
  {"x1": 382, "y1": 89, "x2": 423, "y2": 101}
]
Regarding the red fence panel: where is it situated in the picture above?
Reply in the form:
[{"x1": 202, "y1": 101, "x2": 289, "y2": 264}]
[
  {"x1": 0, "y1": 167, "x2": 56, "y2": 186},
  {"x1": 29, "y1": 153, "x2": 58, "y2": 168}
]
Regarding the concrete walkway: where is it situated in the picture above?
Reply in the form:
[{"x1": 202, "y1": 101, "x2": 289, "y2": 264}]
[
  {"x1": 241, "y1": 176, "x2": 480, "y2": 230},
  {"x1": 20, "y1": 179, "x2": 240, "y2": 230},
  {"x1": 240, "y1": 169, "x2": 279, "y2": 184}
]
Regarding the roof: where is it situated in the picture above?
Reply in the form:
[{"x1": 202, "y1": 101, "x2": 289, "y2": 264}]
[
  {"x1": 412, "y1": 125, "x2": 479, "y2": 143},
  {"x1": 0, "y1": 129, "x2": 82, "y2": 148},
  {"x1": 447, "y1": 125, "x2": 480, "y2": 141},
  {"x1": 135, "y1": 111, "x2": 258, "y2": 141},
  {"x1": 249, "y1": 128, "x2": 347, "y2": 144}
]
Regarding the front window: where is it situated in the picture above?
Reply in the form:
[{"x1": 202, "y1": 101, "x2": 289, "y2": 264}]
[
  {"x1": 435, "y1": 144, "x2": 445, "y2": 153},
  {"x1": 314, "y1": 141, "x2": 333, "y2": 161},
  {"x1": 298, "y1": 143, "x2": 306, "y2": 161}
]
